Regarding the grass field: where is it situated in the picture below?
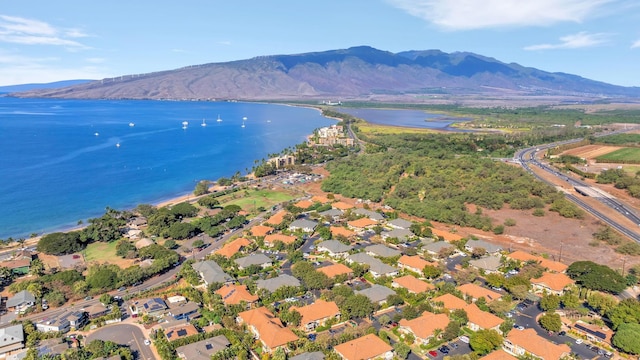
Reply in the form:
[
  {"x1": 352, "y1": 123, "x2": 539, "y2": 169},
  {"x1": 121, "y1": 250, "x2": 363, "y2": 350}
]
[
  {"x1": 356, "y1": 122, "x2": 438, "y2": 135},
  {"x1": 84, "y1": 241, "x2": 135, "y2": 267},
  {"x1": 596, "y1": 147, "x2": 640, "y2": 163},
  {"x1": 221, "y1": 189, "x2": 295, "y2": 212}
]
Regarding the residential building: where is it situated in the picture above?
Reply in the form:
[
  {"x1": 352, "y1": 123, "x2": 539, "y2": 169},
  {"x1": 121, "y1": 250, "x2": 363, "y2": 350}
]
[
  {"x1": 294, "y1": 199, "x2": 314, "y2": 210},
  {"x1": 503, "y1": 328, "x2": 571, "y2": 359},
  {"x1": 478, "y1": 350, "x2": 517, "y2": 360},
  {"x1": 167, "y1": 301, "x2": 200, "y2": 321},
  {"x1": 457, "y1": 283, "x2": 502, "y2": 303},
  {"x1": 289, "y1": 219, "x2": 318, "y2": 233},
  {"x1": 175, "y1": 335, "x2": 231, "y2": 360},
  {"x1": 161, "y1": 320, "x2": 199, "y2": 341},
  {"x1": 265, "y1": 210, "x2": 288, "y2": 226},
  {"x1": 380, "y1": 229, "x2": 414, "y2": 242},
  {"x1": 387, "y1": 218, "x2": 413, "y2": 230},
  {"x1": 464, "y1": 303, "x2": 504, "y2": 333},
  {"x1": 36, "y1": 338, "x2": 69, "y2": 358},
  {"x1": 356, "y1": 285, "x2": 396, "y2": 306},
  {"x1": 334, "y1": 334, "x2": 393, "y2": 360},
  {"x1": 569, "y1": 321, "x2": 614, "y2": 344},
  {"x1": 346, "y1": 253, "x2": 398, "y2": 278},
  {"x1": 36, "y1": 311, "x2": 87, "y2": 333},
  {"x1": 392, "y1": 275, "x2": 434, "y2": 294},
  {"x1": 141, "y1": 298, "x2": 168, "y2": 317},
  {"x1": 317, "y1": 240, "x2": 353, "y2": 258},
  {"x1": 507, "y1": 251, "x2": 568, "y2": 273},
  {"x1": 291, "y1": 300, "x2": 340, "y2": 332},
  {"x1": 0, "y1": 324, "x2": 24, "y2": 356},
  {"x1": 0, "y1": 258, "x2": 31, "y2": 276},
  {"x1": 215, "y1": 238, "x2": 252, "y2": 258},
  {"x1": 332, "y1": 201, "x2": 354, "y2": 211},
  {"x1": 84, "y1": 303, "x2": 111, "y2": 319},
  {"x1": 135, "y1": 238, "x2": 154, "y2": 249},
  {"x1": 464, "y1": 239, "x2": 503, "y2": 254},
  {"x1": 317, "y1": 263, "x2": 353, "y2": 279},
  {"x1": 5, "y1": 290, "x2": 35, "y2": 314},
  {"x1": 237, "y1": 307, "x2": 299, "y2": 353},
  {"x1": 256, "y1": 274, "x2": 301, "y2": 293},
  {"x1": 250, "y1": 225, "x2": 274, "y2": 237},
  {"x1": 398, "y1": 255, "x2": 434, "y2": 274},
  {"x1": 424, "y1": 241, "x2": 455, "y2": 256},
  {"x1": 235, "y1": 254, "x2": 272, "y2": 270},
  {"x1": 264, "y1": 233, "x2": 297, "y2": 247},
  {"x1": 469, "y1": 254, "x2": 503, "y2": 274},
  {"x1": 311, "y1": 195, "x2": 330, "y2": 204},
  {"x1": 365, "y1": 244, "x2": 400, "y2": 258},
  {"x1": 398, "y1": 311, "x2": 450, "y2": 344},
  {"x1": 269, "y1": 155, "x2": 296, "y2": 169},
  {"x1": 320, "y1": 209, "x2": 343, "y2": 221},
  {"x1": 330, "y1": 226, "x2": 355, "y2": 239},
  {"x1": 347, "y1": 218, "x2": 377, "y2": 232},
  {"x1": 432, "y1": 293, "x2": 467, "y2": 311},
  {"x1": 353, "y1": 208, "x2": 385, "y2": 222},
  {"x1": 530, "y1": 272, "x2": 575, "y2": 295},
  {"x1": 193, "y1": 260, "x2": 233, "y2": 285},
  {"x1": 215, "y1": 284, "x2": 259, "y2": 306}
]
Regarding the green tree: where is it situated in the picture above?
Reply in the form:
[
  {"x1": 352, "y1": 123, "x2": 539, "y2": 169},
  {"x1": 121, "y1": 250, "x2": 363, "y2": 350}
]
[
  {"x1": 539, "y1": 294, "x2": 561, "y2": 312},
  {"x1": 608, "y1": 298, "x2": 640, "y2": 330},
  {"x1": 422, "y1": 265, "x2": 442, "y2": 279},
  {"x1": 340, "y1": 294, "x2": 374, "y2": 319},
  {"x1": 612, "y1": 323, "x2": 640, "y2": 355},
  {"x1": 394, "y1": 342, "x2": 411, "y2": 359},
  {"x1": 37, "y1": 231, "x2": 85, "y2": 255},
  {"x1": 442, "y1": 321, "x2": 461, "y2": 342},
  {"x1": 29, "y1": 259, "x2": 45, "y2": 276},
  {"x1": 99, "y1": 294, "x2": 114, "y2": 306},
  {"x1": 86, "y1": 264, "x2": 120, "y2": 290},
  {"x1": 538, "y1": 312, "x2": 562, "y2": 332},
  {"x1": 197, "y1": 195, "x2": 220, "y2": 209},
  {"x1": 194, "y1": 180, "x2": 211, "y2": 196},
  {"x1": 587, "y1": 292, "x2": 618, "y2": 315},
  {"x1": 469, "y1": 329, "x2": 503, "y2": 355},
  {"x1": 567, "y1": 261, "x2": 627, "y2": 294}
]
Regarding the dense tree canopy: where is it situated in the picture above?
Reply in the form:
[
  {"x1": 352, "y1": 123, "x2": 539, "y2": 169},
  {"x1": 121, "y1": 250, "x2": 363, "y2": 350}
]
[
  {"x1": 613, "y1": 323, "x2": 640, "y2": 354},
  {"x1": 37, "y1": 231, "x2": 85, "y2": 255},
  {"x1": 567, "y1": 261, "x2": 627, "y2": 294}
]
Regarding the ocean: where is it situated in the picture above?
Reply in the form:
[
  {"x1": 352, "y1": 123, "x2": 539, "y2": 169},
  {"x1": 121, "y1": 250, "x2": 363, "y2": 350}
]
[{"x1": 0, "y1": 98, "x2": 334, "y2": 239}]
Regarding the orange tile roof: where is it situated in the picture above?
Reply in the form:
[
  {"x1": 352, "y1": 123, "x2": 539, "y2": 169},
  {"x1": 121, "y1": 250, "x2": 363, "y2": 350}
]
[
  {"x1": 508, "y1": 250, "x2": 568, "y2": 273},
  {"x1": 250, "y1": 225, "x2": 274, "y2": 237},
  {"x1": 457, "y1": 283, "x2": 502, "y2": 302},
  {"x1": 291, "y1": 300, "x2": 340, "y2": 327},
  {"x1": 464, "y1": 303, "x2": 504, "y2": 330},
  {"x1": 311, "y1": 195, "x2": 330, "y2": 204},
  {"x1": 237, "y1": 307, "x2": 299, "y2": 350},
  {"x1": 294, "y1": 199, "x2": 314, "y2": 209},
  {"x1": 531, "y1": 272, "x2": 574, "y2": 292},
  {"x1": 318, "y1": 263, "x2": 353, "y2": 278},
  {"x1": 215, "y1": 238, "x2": 252, "y2": 258},
  {"x1": 347, "y1": 217, "x2": 378, "y2": 229},
  {"x1": 334, "y1": 334, "x2": 393, "y2": 360},
  {"x1": 393, "y1": 275, "x2": 435, "y2": 294},
  {"x1": 264, "y1": 233, "x2": 297, "y2": 245},
  {"x1": 506, "y1": 328, "x2": 571, "y2": 359},
  {"x1": 398, "y1": 255, "x2": 435, "y2": 272},
  {"x1": 432, "y1": 293, "x2": 467, "y2": 310},
  {"x1": 332, "y1": 201, "x2": 354, "y2": 210},
  {"x1": 399, "y1": 311, "x2": 450, "y2": 340},
  {"x1": 265, "y1": 210, "x2": 287, "y2": 226},
  {"x1": 479, "y1": 349, "x2": 518, "y2": 360},
  {"x1": 431, "y1": 228, "x2": 463, "y2": 241},
  {"x1": 330, "y1": 226, "x2": 355, "y2": 238},
  {"x1": 215, "y1": 284, "x2": 259, "y2": 305}
]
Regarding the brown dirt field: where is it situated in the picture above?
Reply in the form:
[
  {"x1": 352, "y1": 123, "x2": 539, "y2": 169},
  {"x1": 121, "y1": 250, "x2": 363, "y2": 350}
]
[
  {"x1": 298, "y1": 165, "x2": 640, "y2": 271},
  {"x1": 562, "y1": 145, "x2": 621, "y2": 158}
]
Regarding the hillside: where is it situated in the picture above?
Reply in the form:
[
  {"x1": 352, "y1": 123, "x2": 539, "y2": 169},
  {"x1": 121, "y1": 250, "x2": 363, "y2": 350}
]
[{"x1": 12, "y1": 46, "x2": 640, "y2": 101}]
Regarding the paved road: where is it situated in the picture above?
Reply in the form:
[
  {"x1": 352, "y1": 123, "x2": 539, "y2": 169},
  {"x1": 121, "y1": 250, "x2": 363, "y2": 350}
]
[{"x1": 88, "y1": 323, "x2": 154, "y2": 360}]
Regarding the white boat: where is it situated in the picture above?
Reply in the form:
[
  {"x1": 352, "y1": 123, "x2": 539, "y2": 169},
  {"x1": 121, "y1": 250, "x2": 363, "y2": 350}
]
[
  {"x1": 182, "y1": 121, "x2": 189, "y2": 129},
  {"x1": 241, "y1": 122, "x2": 245, "y2": 128},
  {"x1": 216, "y1": 114, "x2": 222, "y2": 122},
  {"x1": 129, "y1": 122, "x2": 135, "y2": 127},
  {"x1": 116, "y1": 143, "x2": 120, "y2": 148},
  {"x1": 94, "y1": 132, "x2": 99, "y2": 136},
  {"x1": 242, "y1": 116, "x2": 247, "y2": 121},
  {"x1": 267, "y1": 120, "x2": 271, "y2": 123},
  {"x1": 201, "y1": 118, "x2": 207, "y2": 127}
]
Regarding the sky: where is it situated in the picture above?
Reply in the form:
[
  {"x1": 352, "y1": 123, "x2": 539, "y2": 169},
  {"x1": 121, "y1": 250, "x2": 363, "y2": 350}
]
[{"x1": 1, "y1": 0, "x2": 639, "y2": 87}]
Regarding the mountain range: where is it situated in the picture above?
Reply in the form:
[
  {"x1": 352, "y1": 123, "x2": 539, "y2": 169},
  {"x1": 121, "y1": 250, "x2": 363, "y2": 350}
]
[{"x1": 11, "y1": 46, "x2": 640, "y2": 101}]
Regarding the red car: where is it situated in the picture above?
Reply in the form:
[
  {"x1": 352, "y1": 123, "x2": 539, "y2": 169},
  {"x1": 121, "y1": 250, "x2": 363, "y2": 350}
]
[{"x1": 428, "y1": 350, "x2": 438, "y2": 358}]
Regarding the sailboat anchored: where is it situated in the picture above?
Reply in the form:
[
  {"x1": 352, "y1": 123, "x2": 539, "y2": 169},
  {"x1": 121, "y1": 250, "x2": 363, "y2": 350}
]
[
  {"x1": 216, "y1": 114, "x2": 222, "y2": 122},
  {"x1": 201, "y1": 118, "x2": 207, "y2": 127},
  {"x1": 182, "y1": 121, "x2": 189, "y2": 129}
]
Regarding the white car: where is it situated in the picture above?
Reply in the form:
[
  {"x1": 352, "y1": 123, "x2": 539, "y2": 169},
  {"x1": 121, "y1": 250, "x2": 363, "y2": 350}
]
[
  {"x1": 575, "y1": 339, "x2": 583, "y2": 345},
  {"x1": 144, "y1": 339, "x2": 151, "y2": 346}
]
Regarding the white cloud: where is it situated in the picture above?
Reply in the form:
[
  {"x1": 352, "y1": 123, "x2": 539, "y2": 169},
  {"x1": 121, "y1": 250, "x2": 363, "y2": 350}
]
[
  {"x1": 386, "y1": 0, "x2": 612, "y2": 30},
  {"x1": 85, "y1": 57, "x2": 106, "y2": 64},
  {"x1": 0, "y1": 14, "x2": 88, "y2": 48},
  {"x1": 632, "y1": 39, "x2": 640, "y2": 49},
  {"x1": 218, "y1": 41, "x2": 231, "y2": 46},
  {"x1": 524, "y1": 32, "x2": 609, "y2": 50}
]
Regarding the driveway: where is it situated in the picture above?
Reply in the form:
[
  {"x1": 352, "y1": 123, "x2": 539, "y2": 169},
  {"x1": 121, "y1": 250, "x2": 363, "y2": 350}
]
[{"x1": 88, "y1": 323, "x2": 155, "y2": 360}]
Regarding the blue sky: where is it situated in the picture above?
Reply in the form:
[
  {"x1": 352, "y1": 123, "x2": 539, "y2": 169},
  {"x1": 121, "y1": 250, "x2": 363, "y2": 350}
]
[{"x1": 1, "y1": 0, "x2": 639, "y2": 87}]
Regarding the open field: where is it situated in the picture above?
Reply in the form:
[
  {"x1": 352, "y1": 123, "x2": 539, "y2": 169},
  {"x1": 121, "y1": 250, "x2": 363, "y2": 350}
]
[
  {"x1": 596, "y1": 147, "x2": 640, "y2": 163},
  {"x1": 355, "y1": 121, "x2": 440, "y2": 135},
  {"x1": 221, "y1": 189, "x2": 295, "y2": 212},
  {"x1": 562, "y1": 144, "x2": 621, "y2": 158},
  {"x1": 83, "y1": 241, "x2": 136, "y2": 268}
]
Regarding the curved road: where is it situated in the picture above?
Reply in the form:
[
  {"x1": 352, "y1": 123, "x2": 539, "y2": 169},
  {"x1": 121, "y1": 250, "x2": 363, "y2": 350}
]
[
  {"x1": 88, "y1": 323, "x2": 154, "y2": 360},
  {"x1": 514, "y1": 133, "x2": 640, "y2": 242}
]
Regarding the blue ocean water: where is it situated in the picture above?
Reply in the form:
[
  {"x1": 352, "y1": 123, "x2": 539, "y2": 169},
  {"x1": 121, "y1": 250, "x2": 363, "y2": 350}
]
[{"x1": 0, "y1": 98, "x2": 334, "y2": 239}]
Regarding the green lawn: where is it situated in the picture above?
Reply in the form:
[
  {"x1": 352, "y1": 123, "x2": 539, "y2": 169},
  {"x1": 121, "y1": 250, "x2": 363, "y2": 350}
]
[
  {"x1": 221, "y1": 189, "x2": 294, "y2": 212},
  {"x1": 83, "y1": 241, "x2": 133, "y2": 267},
  {"x1": 596, "y1": 147, "x2": 640, "y2": 163}
]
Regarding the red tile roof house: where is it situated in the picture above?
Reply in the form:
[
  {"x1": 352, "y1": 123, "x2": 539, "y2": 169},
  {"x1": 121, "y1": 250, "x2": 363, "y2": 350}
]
[
  {"x1": 398, "y1": 311, "x2": 450, "y2": 345},
  {"x1": 332, "y1": 201, "x2": 354, "y2": 211},
  {"x1": 214, "y1": 237, "x2": 252, "y2": 258},
  {"x1": 431, "y1": 293, "x2": 468, "y2": 311},
  {"x1": 264, "y1": 233, "x2": 297, "y2": 247},
  {"x1": 317, "y1": 263, "x2": 353, "y2": 280},
  {"x1": 290, "y1": 300, "x2": 340, "y2": 332},
  {"x1": 457, "y1": 283, "x2": 502, "y2": 303},
  {"x1": 294, "y1": 199, "x2": 314, "y2": 209},
  {"x1": 391, "y1": 275, "x2": 434, "y2": 294},
  {"x1": 250, "y1": 224, "x2": 274, "y2": 237},
  {"x1": 330, "y1": 226, "x2": 355, "y2": 239},
  {"x1": 236, "y1": 307, "x2": 299, "y2": 354},
  {"x1": 397, "y1": 255, "x2": 436, "y2": 274},
  {"x1": 464, "y1": 303, "x2": 504, "y2": 333},
  {"x1": 347, "y1": 218, "x2": 378, "y2": 233},
  {"x1": 507, "y1": 250, "x2": 568, "y2": 273},
  {"x1": 265, "y1": 210, "x2": 288, "y2": 226},
  {"x1": 215, "y1": 284, "x2": 259, "y2": 307},
  {"x1": 334, "y1": 334, "x2": 393, "y2": 360},
  {"x1": 530, "y1": 272, "x2": 575, "y2": 296},
  {"x1": 503, "y1": 328, "x2": 571, "y2": 359}
]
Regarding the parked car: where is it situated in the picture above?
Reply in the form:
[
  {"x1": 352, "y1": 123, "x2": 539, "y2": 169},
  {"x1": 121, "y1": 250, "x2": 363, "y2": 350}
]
[
  {"x1": 559, "y1": 331, "x2": 566, "y2": 336},
  {"x1": 308, "y1": 334, "x2": 317, "y2": 341},
  {"x1": 439, "y1": 345, "x2": 450, "y2": 354},
  {"x1": 513, "y1": 325, "x2": 525, "y2": 330},
  {"x1": 144, "y1": 339, "x2": 151, "y2": 346},
  {"x1": 459, "y1": 336, "x2": 470, "y2": 343},
  {"x1": 575, "y1": 339, "x2": 583, "y2": 344},
  {"x1": 428, "y1": 350, "x2": 438, "y2": 358},
  {"x1": 84, "y1": 296, "x2": 93, "y2": 301}
]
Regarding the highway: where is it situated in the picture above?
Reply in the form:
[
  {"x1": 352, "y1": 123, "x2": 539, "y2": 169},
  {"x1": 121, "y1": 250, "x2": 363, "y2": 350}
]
[{"x1": 513, "y1": 132, "x2": 640, "y2": 242}]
